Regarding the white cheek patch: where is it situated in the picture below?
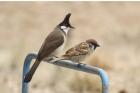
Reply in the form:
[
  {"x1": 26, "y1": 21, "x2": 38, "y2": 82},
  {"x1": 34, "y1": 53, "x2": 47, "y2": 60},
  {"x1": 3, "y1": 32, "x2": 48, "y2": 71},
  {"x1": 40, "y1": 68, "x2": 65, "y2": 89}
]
[
  {"x1": 91, "y1": 45, "x2": 95, "y2": 50},
  {"x1": 61, "y1": 26, "x2": 70, "y2": 34},
  {"x1": 61, "y1": 26, "x2": 67, "y2": 29}
]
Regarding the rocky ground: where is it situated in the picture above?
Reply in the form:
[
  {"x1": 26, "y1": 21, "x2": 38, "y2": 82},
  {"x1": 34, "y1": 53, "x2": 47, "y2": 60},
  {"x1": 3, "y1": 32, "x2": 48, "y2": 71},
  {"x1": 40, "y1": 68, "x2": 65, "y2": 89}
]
[{"x1": 0, "y1": 2, "x2": 140, "y2": 93}]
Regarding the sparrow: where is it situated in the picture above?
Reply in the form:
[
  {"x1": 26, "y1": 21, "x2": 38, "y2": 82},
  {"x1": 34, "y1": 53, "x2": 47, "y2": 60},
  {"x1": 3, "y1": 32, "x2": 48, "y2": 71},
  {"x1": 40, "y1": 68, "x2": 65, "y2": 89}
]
[
  {"x1": 24, "y1": 13, "x2": 74, "y2": 82},
  {"x1": 61, "y1": 39, "x2": 100, "y2": 62}
]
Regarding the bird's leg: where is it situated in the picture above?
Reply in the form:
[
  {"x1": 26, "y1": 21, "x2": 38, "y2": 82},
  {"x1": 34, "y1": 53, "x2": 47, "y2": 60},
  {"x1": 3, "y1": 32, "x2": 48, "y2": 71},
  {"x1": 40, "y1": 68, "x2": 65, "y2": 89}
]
[
  {"x1": 43, "y1": 56, "x2": 58, "y2": 62},
  {"x1": 45, "y1": 56, "x2": 62, "y2": 63},
  {"x1": 53, "y1": 55, "x2": 59, "y2": 58}
]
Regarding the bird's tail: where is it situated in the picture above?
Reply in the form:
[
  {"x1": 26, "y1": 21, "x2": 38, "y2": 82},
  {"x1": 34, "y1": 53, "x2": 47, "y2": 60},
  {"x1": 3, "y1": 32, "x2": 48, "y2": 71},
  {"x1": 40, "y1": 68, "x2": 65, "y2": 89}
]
[{"x1": 24, "y1": 60, "x2": 41, "y2": 83}]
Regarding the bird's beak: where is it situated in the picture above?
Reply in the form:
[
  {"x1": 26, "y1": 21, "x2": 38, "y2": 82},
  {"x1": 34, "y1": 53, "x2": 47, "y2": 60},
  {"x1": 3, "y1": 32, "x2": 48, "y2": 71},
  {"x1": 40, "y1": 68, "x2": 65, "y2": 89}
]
[
  {"x1": 97, "y1": 44, "x2": 100, "y2": 47},
  {"x1": 62, "y1": 13, "x2": 75, "y2": 29}
]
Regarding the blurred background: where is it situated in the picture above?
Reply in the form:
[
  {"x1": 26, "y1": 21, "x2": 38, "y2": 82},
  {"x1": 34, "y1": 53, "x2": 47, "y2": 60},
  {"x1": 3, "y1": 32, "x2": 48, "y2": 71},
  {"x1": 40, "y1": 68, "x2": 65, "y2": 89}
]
[{"x1": 0, "y1": 2, "x2": 140, "y2": 93}]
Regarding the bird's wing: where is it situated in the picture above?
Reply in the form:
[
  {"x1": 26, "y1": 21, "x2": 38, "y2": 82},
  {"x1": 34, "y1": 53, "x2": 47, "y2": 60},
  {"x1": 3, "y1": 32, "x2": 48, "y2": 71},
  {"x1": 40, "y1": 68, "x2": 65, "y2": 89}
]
[
  {"x1": 64, "y1": 42, "x2": 90, "y2": 56},
  {"x1": 37, "y1": 30, "x2": 64, "y2": 61},
  {"x1": 77, "y1": 42, "x2": 90, "y2": 55},
  {"x1": 65, "y1": 47, "x2": 79, "y2": 56}
]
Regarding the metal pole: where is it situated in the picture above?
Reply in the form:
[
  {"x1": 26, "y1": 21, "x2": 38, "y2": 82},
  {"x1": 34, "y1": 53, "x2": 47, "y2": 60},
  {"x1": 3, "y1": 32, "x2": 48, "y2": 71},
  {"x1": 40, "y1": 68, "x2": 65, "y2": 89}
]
[
  {"x1": 22, "y1": 53, "x2": 109, "y2": 93},
  {"x1": 22, "y1": 53, "x2": 36, "y2": 93}
]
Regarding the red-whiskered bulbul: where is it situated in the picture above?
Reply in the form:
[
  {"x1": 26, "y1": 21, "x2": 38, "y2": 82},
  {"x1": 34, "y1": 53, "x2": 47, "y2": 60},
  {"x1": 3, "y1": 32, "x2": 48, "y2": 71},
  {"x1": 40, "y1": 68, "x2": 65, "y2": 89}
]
[{"x1": 24, "y1": 13, "x2": 74, "y2": 82}]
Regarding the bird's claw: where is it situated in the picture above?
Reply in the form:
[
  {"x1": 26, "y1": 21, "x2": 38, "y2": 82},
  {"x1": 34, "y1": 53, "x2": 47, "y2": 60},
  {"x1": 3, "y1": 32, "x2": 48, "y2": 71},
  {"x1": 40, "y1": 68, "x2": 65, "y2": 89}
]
[{"x1": 76, "y1": 63, "x2": 86, "y2": 67}]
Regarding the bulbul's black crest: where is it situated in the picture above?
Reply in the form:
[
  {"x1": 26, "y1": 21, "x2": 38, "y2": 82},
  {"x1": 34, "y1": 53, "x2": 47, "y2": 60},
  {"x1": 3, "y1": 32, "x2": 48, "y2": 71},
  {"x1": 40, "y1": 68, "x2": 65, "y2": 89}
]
[{"x1": 58, "y1": 13, "x2": 75, "y2": 28}]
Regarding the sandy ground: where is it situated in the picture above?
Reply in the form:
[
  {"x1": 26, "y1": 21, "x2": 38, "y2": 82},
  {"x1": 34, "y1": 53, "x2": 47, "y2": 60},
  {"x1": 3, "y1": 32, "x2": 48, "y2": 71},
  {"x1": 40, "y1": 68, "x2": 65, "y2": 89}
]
[{"x1": 0, "y1": 2, "x2": 140, "y2": 93}]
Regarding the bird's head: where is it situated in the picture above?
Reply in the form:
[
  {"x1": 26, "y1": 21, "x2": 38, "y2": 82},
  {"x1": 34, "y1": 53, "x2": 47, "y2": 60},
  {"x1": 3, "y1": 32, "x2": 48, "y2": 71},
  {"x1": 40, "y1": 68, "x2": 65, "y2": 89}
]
[
  {"x1": 86, "y1": 39, "x2": 100, "y2": 50},
  {"x1": 58, "y1": 13, "x2": 75, "y2": 34}
]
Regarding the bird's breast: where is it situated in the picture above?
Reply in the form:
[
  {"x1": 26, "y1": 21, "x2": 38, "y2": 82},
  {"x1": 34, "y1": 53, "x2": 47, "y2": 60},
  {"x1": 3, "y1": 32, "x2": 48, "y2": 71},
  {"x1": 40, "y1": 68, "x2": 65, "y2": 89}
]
[{"x1": 52, "y1": 33, "x2": 67, "y2": 57}]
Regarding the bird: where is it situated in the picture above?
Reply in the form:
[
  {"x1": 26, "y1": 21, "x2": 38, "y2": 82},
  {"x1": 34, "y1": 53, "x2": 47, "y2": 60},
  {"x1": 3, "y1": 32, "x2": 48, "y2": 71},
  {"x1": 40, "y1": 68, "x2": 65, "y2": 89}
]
[
  {"x1": 24, "y1": 13, "x2": 74, "y2": 83},
  {"x1": 61, "y1": 39, "x2": 100, "y2": 63}
]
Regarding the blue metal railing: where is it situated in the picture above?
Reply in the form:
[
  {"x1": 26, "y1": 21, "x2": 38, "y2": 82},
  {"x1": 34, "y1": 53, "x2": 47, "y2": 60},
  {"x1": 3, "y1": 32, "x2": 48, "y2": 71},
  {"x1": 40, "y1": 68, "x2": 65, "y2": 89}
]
[{"x1": 22, "y1": 53, "x2": 109, "y2": 93}]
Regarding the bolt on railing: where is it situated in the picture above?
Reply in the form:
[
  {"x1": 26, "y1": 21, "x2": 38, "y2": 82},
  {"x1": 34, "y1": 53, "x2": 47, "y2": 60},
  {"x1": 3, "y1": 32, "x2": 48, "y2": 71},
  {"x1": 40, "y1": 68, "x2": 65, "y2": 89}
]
[{"x1": 22, "y1": 53, "x2": 109, "y2": 93}]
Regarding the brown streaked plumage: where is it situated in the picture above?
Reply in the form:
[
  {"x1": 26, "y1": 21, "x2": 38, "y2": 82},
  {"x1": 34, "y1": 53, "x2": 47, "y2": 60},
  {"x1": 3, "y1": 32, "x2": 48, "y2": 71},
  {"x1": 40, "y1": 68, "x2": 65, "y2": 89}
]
[
  {"x1": 24, "y1": 13, "x2": 74, "y2": 82},
  {"x1": 62, "y1": 39, "x2": 100, "y2": 62}
]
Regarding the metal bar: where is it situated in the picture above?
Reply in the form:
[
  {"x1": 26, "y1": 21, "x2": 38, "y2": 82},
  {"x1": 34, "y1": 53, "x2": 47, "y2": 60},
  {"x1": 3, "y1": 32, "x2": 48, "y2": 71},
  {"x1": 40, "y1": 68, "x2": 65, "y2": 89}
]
[
  {"x1": 48, "y1": 59, "x2": 109, "y2": 93},
  {"x1": 22, "y1": 53, "x2": 109, "y2": 93},
  {"x1": 22, "y1": 53, "x2": 36, "y2": 93}
]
